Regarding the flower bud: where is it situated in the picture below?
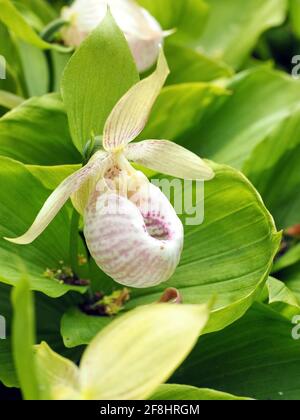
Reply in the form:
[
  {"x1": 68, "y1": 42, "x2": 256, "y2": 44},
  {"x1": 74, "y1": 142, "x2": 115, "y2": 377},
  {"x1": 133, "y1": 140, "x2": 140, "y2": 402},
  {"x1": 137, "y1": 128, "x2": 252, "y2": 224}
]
[{"x1": 61, "y1": 0, "x2": 164, "y2": 72}]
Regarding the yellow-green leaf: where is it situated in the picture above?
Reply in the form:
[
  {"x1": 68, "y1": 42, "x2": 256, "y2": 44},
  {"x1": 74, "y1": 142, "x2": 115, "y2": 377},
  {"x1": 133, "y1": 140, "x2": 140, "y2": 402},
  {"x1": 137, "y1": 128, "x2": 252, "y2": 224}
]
[{"x1": 79, "y1": 303, "x2": 209, "y2": 400}]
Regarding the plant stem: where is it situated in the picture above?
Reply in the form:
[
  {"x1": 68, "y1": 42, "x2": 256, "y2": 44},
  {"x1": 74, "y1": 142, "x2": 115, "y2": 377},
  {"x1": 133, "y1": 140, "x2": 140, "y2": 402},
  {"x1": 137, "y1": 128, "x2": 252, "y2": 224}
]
[{"x1": 70, "y1": 209, "x2": 80, "y2": 275}]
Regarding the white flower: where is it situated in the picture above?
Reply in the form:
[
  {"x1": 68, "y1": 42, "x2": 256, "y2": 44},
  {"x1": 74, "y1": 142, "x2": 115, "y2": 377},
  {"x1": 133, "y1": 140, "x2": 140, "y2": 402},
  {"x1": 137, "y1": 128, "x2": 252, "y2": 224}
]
[
  {"x1": 5, "y1": 51, "x2": 214, "y2": 288},
  {"x1": 61, "y1": 0, "x2": 168, "y2": 72}
]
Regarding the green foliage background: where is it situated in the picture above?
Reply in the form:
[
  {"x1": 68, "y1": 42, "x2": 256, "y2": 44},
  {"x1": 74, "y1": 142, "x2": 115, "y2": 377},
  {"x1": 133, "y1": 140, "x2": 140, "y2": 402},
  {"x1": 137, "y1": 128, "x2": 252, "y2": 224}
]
[{"x1": 0, "y1": 0, "x2": 300, "y2": 401}]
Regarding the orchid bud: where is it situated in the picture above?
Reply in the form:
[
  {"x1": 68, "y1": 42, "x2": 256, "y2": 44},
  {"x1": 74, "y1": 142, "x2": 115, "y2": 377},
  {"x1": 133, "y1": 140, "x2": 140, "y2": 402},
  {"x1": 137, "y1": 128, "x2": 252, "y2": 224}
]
[{"x1": 61, "y1": 0, "x2": 165, "y2": 72}]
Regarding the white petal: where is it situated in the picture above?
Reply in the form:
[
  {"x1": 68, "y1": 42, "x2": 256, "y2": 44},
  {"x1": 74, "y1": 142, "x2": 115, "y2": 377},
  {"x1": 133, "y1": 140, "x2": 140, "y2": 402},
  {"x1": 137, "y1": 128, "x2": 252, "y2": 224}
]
[
  {"x1": 61, "y1": 0, "x2": 107, "y2": 46},
  {"x1": 5, "y1": 151, "x2": 109, "y2": 245},
  {"x1": 84, "y1": 182, "x2": 183, "y2": 288},
  {"x1": 126, "y1": 140, "x2": 215, "y2": 180},
  {"x1": 125, "y1": 33, "x2": 163, "y2": 73},
  {"x1": 110, "y1": 0, "x2": 162, "y2": 41},
  {"x1": 103, "y1": 49, "x2": 169, "y2": 151},
  {"x1": 112, "y1": 2, "x2": 164, "y2": 72}
]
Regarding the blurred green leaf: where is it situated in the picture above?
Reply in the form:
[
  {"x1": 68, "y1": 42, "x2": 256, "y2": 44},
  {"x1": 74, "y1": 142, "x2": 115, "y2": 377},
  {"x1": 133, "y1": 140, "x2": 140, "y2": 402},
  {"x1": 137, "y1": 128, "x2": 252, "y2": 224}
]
[
  {"x1": 172, "y1": 303, "x2": 300, "y2": 400},
  {"x1": 61, "y1": 307, "x2": 112, "y2": 349},
  {"x1": 0, "y1": 157, "x2": 87, "y2": 297},
  {"x1": 35, "y1": 341, "x2": 80, "y2": 400},
  {"x1": 0, "y1": 22, "x2": 24, "y2": 96},
  {"x1": 279, "y1": 262, "x2": 300, "y2": 301},
  {"x1": 16, "y1": 41, "x2": 49, "y2": 96},
  {"x1": 184, "y1": 68, "x2": 300, "y2": 171},
  {"x1": 267, "y1": 277, "x2": 300, "y2": 319},
  {"x1": 0, "y1": 0, "x2": 50, "y2": 49},
  {"x1": 198, "y1": 0, "x2": 287, "y2": 68},
  {"x1": 0, "y1": 90, "x2": 24, "y2": 109},
  {"x1": 12, "y1": 276, "x2": 39, "y2": 400},
  {"x1": 140, "y1": 82, "x2": 229, "y2": 141},
  {"x1": 290, "y1": 0, "x2": 300, "y2": 38},
  {"x1": 0, "y1": 281, "x2": 83, "y2": 389},
  {"x1": 0, "y1": 94, "x2": 81, "y2": 165},
  {"x1": 273, "y1": 242, "x2": 300, "y2": 272},
  {"x1": 244, "y1": 109, "x2": 300, "y2": 229},
  {"x1": 150, "y1": 384, "x2": 252, "y2": 400},
  {"x1": 165, "y1": 43, "x2": 233, "y2": 84},
  {"x1": 61, "y1": 162, "x2": 280, "y2": 346},
  {"x1": 138, "y1": 0, "x2": 208, "y2": 44},
  {"x1": 18, "y1": 0, "x2": 57, "y2": 24},
  {"x1": 51, "y1": 50, "x2": 72, "y2": 93},
  {"x1": 40, "y1": 304, "x2": 209, "y2": 400},
  {"x1": 0, "y1": 340, "x2": 17, "y2": 388},
  {"x1": 61, "y1": 11, "x2": 139, "y2": 153}
]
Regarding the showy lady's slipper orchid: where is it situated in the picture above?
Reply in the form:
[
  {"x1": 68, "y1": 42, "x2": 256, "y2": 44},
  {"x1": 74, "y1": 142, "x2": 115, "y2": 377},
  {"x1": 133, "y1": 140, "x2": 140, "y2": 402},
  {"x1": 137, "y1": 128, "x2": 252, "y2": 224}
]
[
  {"x1": 61, "y1": 0, "x2": 171, "y2": 72},
  {"x1": 5, "y1": 51, "x2": 214, "y2": 288}
]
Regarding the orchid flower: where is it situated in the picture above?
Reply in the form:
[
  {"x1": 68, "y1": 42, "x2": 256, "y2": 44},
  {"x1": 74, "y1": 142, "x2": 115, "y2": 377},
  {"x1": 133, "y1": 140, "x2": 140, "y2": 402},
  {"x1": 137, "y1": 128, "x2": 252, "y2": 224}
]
[
  {"x1": 61, "y1": 0, "x2": 172, "y2": 72},
  {"x1": 5, "y1": 50, "x2": 214, "y2": 288}
]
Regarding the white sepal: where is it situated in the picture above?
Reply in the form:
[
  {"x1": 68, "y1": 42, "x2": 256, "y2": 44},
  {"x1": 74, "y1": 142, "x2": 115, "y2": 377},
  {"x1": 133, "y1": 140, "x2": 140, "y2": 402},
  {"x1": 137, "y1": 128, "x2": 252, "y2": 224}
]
[
  {"x1": 4, "y1": 151, "x2": 108, "y2": 245},
  {"x1": 126, "y1": 140, "x2": 215, "y2": 180},
  {"x1": 103, "y1": 49, "x2": 169, "y2": 151}
]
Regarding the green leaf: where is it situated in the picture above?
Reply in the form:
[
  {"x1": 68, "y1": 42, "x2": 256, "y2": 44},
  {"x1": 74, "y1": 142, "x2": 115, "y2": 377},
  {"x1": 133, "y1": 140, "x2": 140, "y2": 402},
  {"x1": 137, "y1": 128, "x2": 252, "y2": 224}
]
[
  {"x1": 290, "y1": 0, "x2": 300, "y2": 38},
  {"x1": 0, "y1": 0, "x2": 50, "y2": 49},
  {"x1": 266, "y1": 277, "x2": 300, "y2": 319},
  {"x1": 0, "y1": 90, "x2": 24, "y2": 109},
  {"x1": 35, "y1": 342, "x2": 80, "y2": 400},
  {"x1": 16, "y1": 40, "x2": 49, "y2": 96},
  {"x1": 165, "y1": 43, "x2": 233, "y2": 85},
  {"x1": 131, "y1": 164, "x2": 280, "y2": 334},
  {"x1": 278, "y1": 262, "x2": 300, "y2": 302},
  {"x1": 26, "y1": 164, "x2": 80, "y2": 191},
  {"x1": 0, "y1": 94, "x2": 81, "y2": 165},
  {"x1": 37, "y1": 304, "x2": 210, "y2": 400},
  {"x1": 140, "y1": 82, "x2": 229, "y2": 142},
  {"x1": 267, "y1": 277, "x2": 300, "y2": 307},
  {"x1": 0, "y1": 157, "x2": 87, "y2": 297},
  {"x1": 18, "y1": 0, "x2": 57, "y2": 24},
  {"x1": 61, "y1": 307, "x2": 112, "y2": 349},
  {"x1": 172, "y1": 303, "x2": 300, "y2": 400},
  {"x1": 12, "y1": 276, "x2": 39, "y2": 400},
  {"x1": 273, "y1": 242, "x2": 300, "y2": 272},
  {"x1": 0, "y1": 281, "x2": 83, "y2": 389},
  {"x1": 0, "y1": 22, "x2": 24, "y2": 96},
  {"x1": 150, "y1": 384, "x2": 252, "y2": 400},
  {"x1": 61, "y1": 12, "x2": 139, "y2": 153},
  {"x1": 185, "y1": 68, "x2": 300, "y2": 171},
  {"x1": 0, "y1": 340, "x2": 18, "y2": 388},
  {"x1": 244, "y1": 109, "x2": 300, "y2": 229},
  {"x1": 198, "y1": 0, "x2": 287, "y2": 68},
  {"x1": 137, "y1": 0, "x2": 208, "y2": 44},
  {"x1": 61, "y1": 162, "x2": 280, "y2": 347},
  {"x1": 80, "y1": 304, "x2": 209, "y2": 400},
  {"x1": 50, "y1": 50, "x2": 72, "y2": 93}
]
